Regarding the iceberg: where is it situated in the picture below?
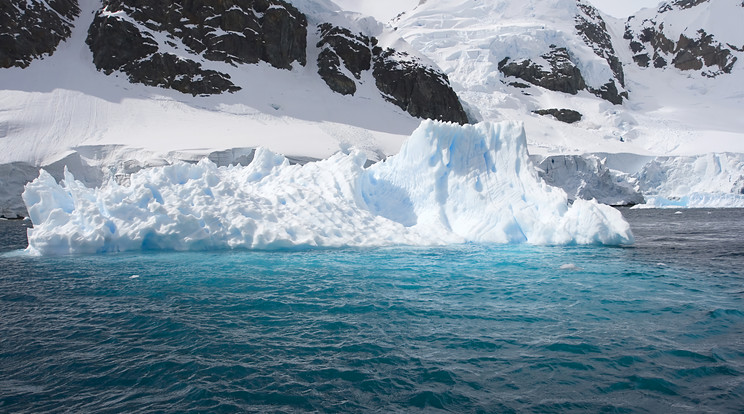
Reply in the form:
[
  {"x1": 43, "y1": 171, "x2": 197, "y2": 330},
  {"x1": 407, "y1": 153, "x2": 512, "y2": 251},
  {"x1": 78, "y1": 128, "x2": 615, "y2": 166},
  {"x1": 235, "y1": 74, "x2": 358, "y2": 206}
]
[{"x1": 22, "y1": 121, "x2": 633, "y2": 255}]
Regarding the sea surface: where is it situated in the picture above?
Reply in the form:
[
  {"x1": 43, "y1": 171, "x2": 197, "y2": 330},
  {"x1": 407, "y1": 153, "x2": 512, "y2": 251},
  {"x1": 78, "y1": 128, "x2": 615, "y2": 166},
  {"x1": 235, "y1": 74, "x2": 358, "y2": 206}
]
[{"x1": 1, "y1": 209, "x2": 743, "y2": 413}]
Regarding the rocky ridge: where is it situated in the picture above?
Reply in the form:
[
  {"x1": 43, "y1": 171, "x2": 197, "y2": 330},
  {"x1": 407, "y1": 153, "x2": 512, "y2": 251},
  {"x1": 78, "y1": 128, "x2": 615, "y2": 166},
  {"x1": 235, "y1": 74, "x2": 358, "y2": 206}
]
[
  {"x1": 86, "y1": 0, "x2": 308, "y2": 95},
  {"x1": 624, "y1": 0, "x2": 742, "y2": 76},
  {"x1": 315, "y1": 23, "x2": 468, "y2": 123},
  {"x1": 0, "y1": 0, "x2": 80, "y2": 68},
  {"x1": 1, "y1": 0, "x2": 466, "y2": 120},
  {"x1": 496, "y1": 1, "x2": 627, "y2": 105}
]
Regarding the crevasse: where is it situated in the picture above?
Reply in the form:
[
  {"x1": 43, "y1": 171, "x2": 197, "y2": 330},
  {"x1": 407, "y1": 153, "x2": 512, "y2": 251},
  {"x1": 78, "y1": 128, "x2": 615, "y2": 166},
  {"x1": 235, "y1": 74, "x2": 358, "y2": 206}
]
[{"x1": 22, "y1": 120, "x2": 633, "y2": 255}]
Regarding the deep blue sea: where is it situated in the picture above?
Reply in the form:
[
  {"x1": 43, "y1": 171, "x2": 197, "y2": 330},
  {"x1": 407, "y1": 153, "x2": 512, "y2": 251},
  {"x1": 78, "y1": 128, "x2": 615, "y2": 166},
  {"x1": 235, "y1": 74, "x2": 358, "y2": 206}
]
[{"x1": 1, "y1": 209, "x2": 743, "y2": 413}]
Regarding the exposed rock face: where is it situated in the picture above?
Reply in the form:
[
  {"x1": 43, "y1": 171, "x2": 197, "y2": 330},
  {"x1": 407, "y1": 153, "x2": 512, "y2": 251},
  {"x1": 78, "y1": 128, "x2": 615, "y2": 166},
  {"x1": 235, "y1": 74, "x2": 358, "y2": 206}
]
[
  {"x1": 100, "y1": 0, "x2": 306, "y2": 68},
  {"x1": 87, "y1": 0, "x2": 308, "y2": 95},
  {"x1": 499, "y1": 43, "x2": 626, "y2": 105},
  {"x1": 624, "y1": 0, "x2": 740, "y2": 76},
  {"x1": 316, "y1": 23, "x2": 373, "y2": 96},
  {"x1": 84, "y1": 2, "x2": 466, "y2": 121},
  {"x1": 86, "y1": 15, "x2": 239, "y2": 95},
  {"x1": 496, "y1": 2, "x2": 629, "y2": 106},
  {"x1": 0, "y1": 0, "x2": 80, "y2": 68},
  {"x1": 673, "y1": 31, "x2": 737, "y2": 72},
  {"x1": 575, "y1": 1, "x2": 627, "y2": 104},
  {"x1": 499, "y1": 46, "x2": 587, "y2": 95},
  {"x1": 576, "y1": 2, "x2": 624, "y2": 86},
  {"x1": 316, "y1": 23, "x2": 468, "y2": 123},
  {"x1": 533, "y1": 108, "x2": 583, "y2": 124},
  {"x1": 373, "y1": 48, "x2": 469, "y2": 124}
]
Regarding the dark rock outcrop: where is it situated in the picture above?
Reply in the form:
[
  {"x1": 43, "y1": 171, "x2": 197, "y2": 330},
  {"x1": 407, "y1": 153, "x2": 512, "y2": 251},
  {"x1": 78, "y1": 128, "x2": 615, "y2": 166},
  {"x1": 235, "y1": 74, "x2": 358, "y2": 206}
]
[
  {"x1": 575, "y1": 1, "x2": 627, "y2": 104},
  {"x1": 373, "y1": 48, "x2": 469, "y2": 124},
  {"x1": 0, "y1": 0, "x2": 80, "y2": 68},
  {"x1": 624, "y1": 0, "x2": 739, "y2": 76},
  {"x1": 86, "y1": 15, "x2": 239, "y2": 95},
  {"x1": 316, "y1": 23, "x2": 373, "y2": 96},
  {"x1": 315, "y1": 22, "x2": 468, "y2": 123},
  {"x1": 8, "y1": 0, "x2": 467, "y2": 122},
  {"x1": 499, "y1": 46, "x2": 587, "y2": 95},
  {"x1": 673, "y1": 31, "x2": 736, "y2": 73},
  {"x1": 576, "y1": 1, "x2": 625, "y2": 88},
  {"x1": 98, "y1": 0, "x2": 306, "y2": 69},
  {"x1": 532, "y1": 108, "x2": 583, "y2": 124},
  {"x1": 499, "y1": 43, "x2": 625, "y2": 105},
  {"x1": 87, "y1": 0, "x2": 308, "y2": 95}
]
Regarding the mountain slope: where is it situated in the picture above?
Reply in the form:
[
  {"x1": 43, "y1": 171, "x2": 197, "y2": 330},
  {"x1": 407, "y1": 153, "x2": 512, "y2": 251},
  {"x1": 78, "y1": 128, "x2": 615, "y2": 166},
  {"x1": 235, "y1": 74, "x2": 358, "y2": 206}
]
[
  {"x1": 1, "y1": 0, "x2": 744, "y2": 217},
  {"x1": 389, "y1": 0, "x2": 744, "y2": 157},
  {"x1": 0, "y1": 0, "x2": 471, "y2": 216}
]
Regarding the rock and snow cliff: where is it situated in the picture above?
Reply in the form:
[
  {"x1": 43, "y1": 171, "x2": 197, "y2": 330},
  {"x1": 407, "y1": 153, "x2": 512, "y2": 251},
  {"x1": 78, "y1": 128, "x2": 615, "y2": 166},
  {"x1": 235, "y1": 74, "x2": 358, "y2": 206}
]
[
  {"x1": 624, "y1": 0, "x2": 743, "y2": 75},
  {"x1": 387, "y1": 0, "x2": 744, "y2": 207},
  {"x1": 0, "y1": 0, "x2": 80, "y2": 68},
  {"x1": 0, "y1": 0, "x2": 469, "y2": 217},
  {"x1": 1, "y1": 0, "x2": 744, "y2": 217}
]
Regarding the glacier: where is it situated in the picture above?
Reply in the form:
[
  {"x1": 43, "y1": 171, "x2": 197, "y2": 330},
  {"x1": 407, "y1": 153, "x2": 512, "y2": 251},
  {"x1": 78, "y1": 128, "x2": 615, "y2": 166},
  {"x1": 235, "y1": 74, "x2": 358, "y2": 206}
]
[
  {"x1": 633, "y1": 153, "x2": 744, "y2": 208},
  {"x1": 22, "y1": 121, "x2": 633, "y2": 255}
]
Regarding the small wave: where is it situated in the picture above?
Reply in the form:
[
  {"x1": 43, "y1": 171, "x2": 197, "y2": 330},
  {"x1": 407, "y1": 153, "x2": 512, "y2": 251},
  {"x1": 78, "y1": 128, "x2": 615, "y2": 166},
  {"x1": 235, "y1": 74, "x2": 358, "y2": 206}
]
[
  {"x1": 545, "y1": 342, "x2": 601, "y2": 355},
  {"x1": 604, "y1": 375, "x2": 679, "y2": 396}
]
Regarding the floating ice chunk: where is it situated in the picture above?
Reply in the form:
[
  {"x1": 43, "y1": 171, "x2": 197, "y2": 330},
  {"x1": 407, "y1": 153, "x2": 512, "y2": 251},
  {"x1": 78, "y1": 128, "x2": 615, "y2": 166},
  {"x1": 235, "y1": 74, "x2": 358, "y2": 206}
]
[
  {"x1": 22, "y1": 120, "x2": 634, "y2": 255},
  {"x1": 633, "y1": 193, "x2": 744, "y2": 209}
]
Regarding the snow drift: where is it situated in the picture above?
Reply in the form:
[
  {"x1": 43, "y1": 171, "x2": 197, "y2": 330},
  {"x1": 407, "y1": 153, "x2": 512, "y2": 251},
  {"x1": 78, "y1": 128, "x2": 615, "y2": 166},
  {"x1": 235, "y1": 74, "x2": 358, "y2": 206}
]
[{"x1": 22, "y1": 120, "x2": 633, "y2": 255}]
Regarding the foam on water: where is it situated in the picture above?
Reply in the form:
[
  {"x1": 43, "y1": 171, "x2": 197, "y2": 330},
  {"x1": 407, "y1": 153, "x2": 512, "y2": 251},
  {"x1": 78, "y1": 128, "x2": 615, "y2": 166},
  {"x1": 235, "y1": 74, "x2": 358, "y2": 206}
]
[{"x1": 22, "y1": 121, "x2": 633, "y2": 255}]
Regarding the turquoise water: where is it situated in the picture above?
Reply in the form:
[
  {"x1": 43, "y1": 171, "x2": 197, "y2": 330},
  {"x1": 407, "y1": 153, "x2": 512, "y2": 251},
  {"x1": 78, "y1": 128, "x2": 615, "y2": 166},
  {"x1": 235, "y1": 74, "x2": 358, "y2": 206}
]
[{"x1": 1, "y1": 209, "x2": 743, "y2": 412}]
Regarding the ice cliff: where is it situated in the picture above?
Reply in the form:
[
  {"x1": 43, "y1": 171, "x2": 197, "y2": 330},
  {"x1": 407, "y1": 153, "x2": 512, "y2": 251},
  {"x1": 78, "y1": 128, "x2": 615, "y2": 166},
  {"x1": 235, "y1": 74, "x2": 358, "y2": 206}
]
[{"x1": 22, "y1": 121, "x2": 633, "y2": 255}]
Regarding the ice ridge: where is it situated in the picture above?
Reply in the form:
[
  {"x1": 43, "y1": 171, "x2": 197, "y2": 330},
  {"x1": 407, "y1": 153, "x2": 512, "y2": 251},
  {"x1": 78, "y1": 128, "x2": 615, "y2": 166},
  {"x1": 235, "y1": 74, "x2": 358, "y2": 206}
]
[{"x1": 22, "y1": 120, "x2": 634, "y2": 255}]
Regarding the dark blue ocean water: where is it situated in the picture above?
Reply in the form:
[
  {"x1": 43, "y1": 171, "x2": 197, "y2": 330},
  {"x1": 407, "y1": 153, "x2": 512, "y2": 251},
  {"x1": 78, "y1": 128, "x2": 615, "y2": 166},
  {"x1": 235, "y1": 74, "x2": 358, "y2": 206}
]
[{"x1": 1, "y1": 209, "x2": 743, "y2": 413}]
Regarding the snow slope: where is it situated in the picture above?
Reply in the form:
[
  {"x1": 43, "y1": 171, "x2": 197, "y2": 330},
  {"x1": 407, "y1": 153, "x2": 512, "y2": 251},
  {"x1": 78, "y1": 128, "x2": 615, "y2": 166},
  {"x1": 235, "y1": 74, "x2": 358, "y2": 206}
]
[
  {"x1": 22, "y1": 120, "x2": 633, "y2": 255},
  {"x1": 2, "y1": 0, "x2": 744, "y2": 215},
  {"x1": 389, "y1": 0, "x2": 744, "y2": 157},
  {"x1": 0, "y1": 0, "x2": 421, "y2": 167},
  {"x1": 0, "y1": 0, "x2": 432, "y2": 217}
]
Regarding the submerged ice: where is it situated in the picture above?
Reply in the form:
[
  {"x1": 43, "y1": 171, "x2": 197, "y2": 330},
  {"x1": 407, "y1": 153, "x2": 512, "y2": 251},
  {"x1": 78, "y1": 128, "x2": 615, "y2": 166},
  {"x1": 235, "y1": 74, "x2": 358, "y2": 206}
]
[{"x1": 22, "y1": 121, "x2": 633, "y2": 255}]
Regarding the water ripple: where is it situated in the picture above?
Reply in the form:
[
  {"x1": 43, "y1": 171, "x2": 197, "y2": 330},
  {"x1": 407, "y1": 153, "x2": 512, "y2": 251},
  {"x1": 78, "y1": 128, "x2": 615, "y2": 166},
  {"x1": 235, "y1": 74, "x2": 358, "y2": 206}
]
[{"x1": 1, "y1": 212, "x2": 744, "y2": 412}]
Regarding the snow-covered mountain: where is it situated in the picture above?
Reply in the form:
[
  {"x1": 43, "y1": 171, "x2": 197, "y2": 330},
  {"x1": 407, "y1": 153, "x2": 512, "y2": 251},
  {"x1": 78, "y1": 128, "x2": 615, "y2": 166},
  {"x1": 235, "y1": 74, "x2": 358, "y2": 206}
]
[{"x1": 1, "y1": 0, "x2": 744, "y2": 217}]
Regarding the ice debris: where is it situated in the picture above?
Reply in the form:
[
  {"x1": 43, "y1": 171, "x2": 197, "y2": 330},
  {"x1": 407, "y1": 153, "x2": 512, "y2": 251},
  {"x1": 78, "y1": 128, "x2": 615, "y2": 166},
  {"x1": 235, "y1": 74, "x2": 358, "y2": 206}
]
[{"x1": 22, "y1": 120, "x2": 634, "y2": 255}]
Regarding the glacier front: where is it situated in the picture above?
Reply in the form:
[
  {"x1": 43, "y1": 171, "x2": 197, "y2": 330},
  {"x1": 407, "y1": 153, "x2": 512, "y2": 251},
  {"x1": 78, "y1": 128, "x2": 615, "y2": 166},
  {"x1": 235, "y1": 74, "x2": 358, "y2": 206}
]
[{"x1": 22, "y1": 121, "x2": 633, "y2": 255}]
